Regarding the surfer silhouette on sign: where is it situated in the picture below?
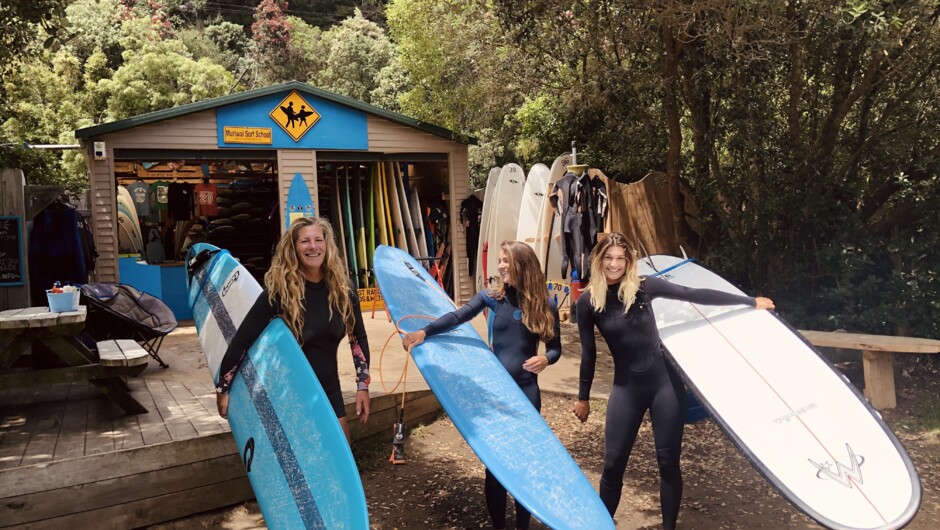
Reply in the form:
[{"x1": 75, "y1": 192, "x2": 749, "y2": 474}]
[
  {"x1": 280, "y1": 101, "x2": 297, "y2": 127},
  {"x1": 296, "y1": 105, "x2": 314, "y2": 126}
]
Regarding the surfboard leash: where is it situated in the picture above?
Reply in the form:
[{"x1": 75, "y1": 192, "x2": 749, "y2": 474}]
[{"x1": 650, "y1": 257, "x2": 697, "y2": 278}]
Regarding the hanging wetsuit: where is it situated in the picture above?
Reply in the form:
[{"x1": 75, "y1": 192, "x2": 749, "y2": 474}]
[
  {"x1": 417, "y1": 286, "x2": 561, "y2": 530},
  {"x1": 28, "y1": 201, "x2": 88, "y2": 304},
  {"x1": 576, "y1": 275, "x2": 755, "y2": 529},
  {"x1": 216, "y1": 280, "x2": 371, "y2": 418},
  {"x1": 553, "y1": 171, "x2": 607, "y2": 281},
  {"x1": 460, "y1": 195, "x2": 483, "y2": 279}
]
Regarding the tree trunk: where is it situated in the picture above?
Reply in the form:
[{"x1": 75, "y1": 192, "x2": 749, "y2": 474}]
[{"x1": 661, "y1": 20, "x2": 696, "y2": 252}]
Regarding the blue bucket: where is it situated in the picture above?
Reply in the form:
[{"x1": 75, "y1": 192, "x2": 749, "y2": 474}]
[{"x1": 47, "y1": 291, "x2": 80, "y2": 312}]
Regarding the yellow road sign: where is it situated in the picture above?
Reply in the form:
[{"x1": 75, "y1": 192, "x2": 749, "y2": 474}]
[{"x1": 269, "y1": 91, "x2": 320, "y2": 141}]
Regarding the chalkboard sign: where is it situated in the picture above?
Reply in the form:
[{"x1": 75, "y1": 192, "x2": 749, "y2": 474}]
[{"x1": 0, "y1": 216, "x2": 24, "y2": 286}]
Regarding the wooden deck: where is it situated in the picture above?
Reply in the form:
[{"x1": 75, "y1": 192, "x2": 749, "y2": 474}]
[{"x1": 0, "y1": 327, "x2": 440, "y2": 529}]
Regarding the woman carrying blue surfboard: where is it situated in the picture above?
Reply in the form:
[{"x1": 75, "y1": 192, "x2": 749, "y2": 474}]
[
  {"x1": 402, "y1": 240, "x2": 561, "y2": 530},
  {"x1": 216, "y1": 217, "x2": 372, "y2": 441},
  {"x1": 573, "y1": 232, "x2": 774, "y2": 529}
]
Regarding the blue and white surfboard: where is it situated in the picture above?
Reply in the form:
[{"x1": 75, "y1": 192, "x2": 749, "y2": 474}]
[
  {"x1": 285, "y1": 172, "x2": 315, "y2": 230},
  {"x1": 374, "y1": 245, "x2": 614, "y2": 530},
  {"x1": 186, "y1": 243, "x2": 368, "y2": 529}
]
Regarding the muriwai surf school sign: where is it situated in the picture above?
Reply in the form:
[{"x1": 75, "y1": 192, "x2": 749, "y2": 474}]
[{"x1": 216, "y1": 89, "x2": 367, "y2": 149}]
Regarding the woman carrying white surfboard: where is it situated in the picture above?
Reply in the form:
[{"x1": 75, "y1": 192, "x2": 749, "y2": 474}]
[
  {"x1": 402, "y1": 240, "x2": 561, "y2": 530},
  {"x1": 573, "y1": 232, "x2": 773, "y2": 529},
  {"x1": 216, "y1": 217, "x2": 372, "y2": 441}
]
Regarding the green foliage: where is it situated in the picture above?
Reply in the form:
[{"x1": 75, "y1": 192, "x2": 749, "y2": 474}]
[
  {"x1": 0, "y1": 145, "x2": 63, "y2": 184},
  {"x1": 467, "y1": 129, "x2": 508, "y2": 189},
  {"x1": 388, "y1": 0, "x2": 526, "y2": 135},
  {"x1": 1, "y1": 0, "x2": 936, "y2": 338},
  {"x1": 315, "y1": 9, "x2": 395, "y2": 104},
  {"x1": 97, "y1": 39, "x2": 235, "y2": 120}
]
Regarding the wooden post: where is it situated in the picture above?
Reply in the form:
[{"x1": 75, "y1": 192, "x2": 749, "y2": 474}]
[
  {"x1": 0, "y1": 169, "x2": 29, "y2": 311},
  {"x1": 862, "y1": 350, "x2": 897, "y2": 410}
]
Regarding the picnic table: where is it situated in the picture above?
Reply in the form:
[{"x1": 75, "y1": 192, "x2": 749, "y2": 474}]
[{"x1": 0, "y1": 306, "x2": 149, "y2": 414}]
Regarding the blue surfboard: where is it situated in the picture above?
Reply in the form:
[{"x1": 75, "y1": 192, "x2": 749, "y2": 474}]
[
  {"x1": 186, "y1": 243, "x2": 368, "y2": 529},
  {"x1": 285, "y1": 172, "x2": 315, "y2": 230},
  {"x1": 373, "y1": 245, "x2": 614, "y2": 530}
]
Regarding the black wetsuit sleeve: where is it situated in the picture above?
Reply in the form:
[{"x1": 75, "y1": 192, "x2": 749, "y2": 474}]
[
  {"x1": 575, "y1": 295, "x2": 598, "y2": 401},
  {"x1": 642, "y1": 275, "x2": 756, "y2": 306},
  {"x1": 421, "y1": 292, "x2": 488, "y2": 337},
  {"x1": 216, "y1": 291, "x2": 278, "y2": 392},
  {"x1": 349, "y1": 288, "x2": 371, "y2": 390},
  {"x1": 545, "y1": 300, "x2": 562, "y2": 364}
]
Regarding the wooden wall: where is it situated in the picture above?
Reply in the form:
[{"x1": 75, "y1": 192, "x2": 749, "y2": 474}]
[{"x1": 277, "y1": 149, "x2": 318, "y2": 231}]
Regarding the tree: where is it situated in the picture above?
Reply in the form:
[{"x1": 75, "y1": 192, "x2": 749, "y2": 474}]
[
  {"x1": 387, "y1": 0, "x2": 530, "y2": 142},
  {"x1": 250, "y1": 0, "x2": 298, "y2": 84},
  {"x1": 315, "y1": 9, "x2": 394, "y2": 104}
]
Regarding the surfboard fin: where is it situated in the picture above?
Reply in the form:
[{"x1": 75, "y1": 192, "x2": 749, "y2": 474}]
[{"x1": 389, "y1": 409, "x2": 406, "y2": 465}]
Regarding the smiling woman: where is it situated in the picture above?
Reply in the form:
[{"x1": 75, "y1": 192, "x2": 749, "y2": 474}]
[{"x1": 215, "y1": 216, "x2": 372, "y2": 442}]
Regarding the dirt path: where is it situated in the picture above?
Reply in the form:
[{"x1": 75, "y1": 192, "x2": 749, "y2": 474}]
[{"x1": 150, "y1": 357, "x2": 939, "y2": 530}]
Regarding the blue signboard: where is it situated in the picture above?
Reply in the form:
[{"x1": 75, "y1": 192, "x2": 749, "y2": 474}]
[{"x1": 216, "y1": 90, "x2": 368, "y2": 150}]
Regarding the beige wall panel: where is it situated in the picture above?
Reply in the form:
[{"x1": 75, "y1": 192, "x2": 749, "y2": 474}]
[
  {"x1": 447, "y1": 146, "x2": 472, "y2": 305},
  {"x1": 87, "y1": 144, "x2": 118, "y2": 282},
  {"x1": 102, "y1": 112, "x2": 219, "y2": 150},
  {"x1": 276, "y1": 150, "x2": 318, "y2": 234},
  {"x1": 367, "y1": 116, "x2": 456, "y2": 153}
]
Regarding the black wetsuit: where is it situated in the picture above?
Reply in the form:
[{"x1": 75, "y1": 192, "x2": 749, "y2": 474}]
[
  {"x1": 420, "y1": 286, "x2": 561, "y2": 530},
  {"x1": 576, "y1": 275, "x2": 754, "y2": 529},
  {"x1": 217, "y1": 280, "x2": 371, "y2": 418}
]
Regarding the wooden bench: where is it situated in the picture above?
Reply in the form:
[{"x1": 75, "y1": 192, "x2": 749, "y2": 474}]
[
  {"x1": 798, "y1": 330, "x2": 940, "y2": 410},
  {"x1": 92, "y1": 340, "x2": 150, "y2": 414}
]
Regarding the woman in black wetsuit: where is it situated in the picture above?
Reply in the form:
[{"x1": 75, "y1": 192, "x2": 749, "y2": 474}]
[
  {"x1": 573, "y1": 233, "x2": 774, "y2": 529},
  {"x1": 402, "y1": 240, "x2": 561, "y2": 530},
  {"x1": 215, "y1": 217, "x2": 371, "y2": 441}
]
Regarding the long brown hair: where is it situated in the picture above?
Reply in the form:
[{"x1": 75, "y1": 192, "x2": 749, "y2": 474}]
[
  {"x1": 494, "y1": 240, "x2": 555, "y2": 342},
  {"x1": 264, "y1": 217, "x2": 354, "y2": 342},
  {"x1": 586, "y1": 232, "x2": 640, "y2": 314}
]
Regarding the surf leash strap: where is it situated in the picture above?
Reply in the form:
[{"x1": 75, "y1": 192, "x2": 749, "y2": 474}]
[
  {"x1": 650, "y1": 257, "x2": 697, "y2": 278},
  {"x1": 187, "y1": 248, "x2": 231, "y2": 312}
]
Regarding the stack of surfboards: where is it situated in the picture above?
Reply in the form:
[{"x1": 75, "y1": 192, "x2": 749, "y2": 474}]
[
  {"x1": 476, "y1": 163, "x2": 526, "y2": 290},
  {"x1": 116, "y1": 186, "x2": 144, "y2": 255},
  {"x1": 474, "y1": 154, "x2": 574, "y2": 295},
  {"x1": 328, "y1": 162, "x2": 436, "y2": 290}
]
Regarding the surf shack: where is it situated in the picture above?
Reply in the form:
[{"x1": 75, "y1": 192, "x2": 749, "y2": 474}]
[{"x1": 75, "y1": 81, "x2": 477, "y2": 320}]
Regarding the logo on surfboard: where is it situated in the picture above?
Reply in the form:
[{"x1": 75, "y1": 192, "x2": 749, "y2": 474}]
[
  {"x1": 809, "y1": 443, "x2": 864, "y2": 488},
  {"x1": 222, "y1": 270, "x2": 240, "y2": 297}
]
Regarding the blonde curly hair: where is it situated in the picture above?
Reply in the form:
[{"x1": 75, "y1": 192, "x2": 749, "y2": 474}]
[
  {"x1": 493, "y1": 240, "x2": 555, "y2": 342},
  {"x1": 264, "y1": 217, "x2": 354, "y2": 342}
]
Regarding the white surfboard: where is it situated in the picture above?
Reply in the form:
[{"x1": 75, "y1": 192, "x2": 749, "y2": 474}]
[
  {"x1": 481, "y1": 163, "x2": 525, "y2": 288},
  {"x1": 475, "y1": 166, "x2": 501, "y2": 291},
  {"x1": 517, "y1": 163, "x2": 550, "y2": 250},
  {"x1": 393, "y1": 163, "x2": 420, "y2": 257},
  {"x1": 384, "y1": 161, "x2": 408, "y2": 253},
  {"x1": 638, "y1": 255, "x2": 921, "y2": 530},
  {"x1": 535, "y1": 154, "x2": 571, "y2": 286}
]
